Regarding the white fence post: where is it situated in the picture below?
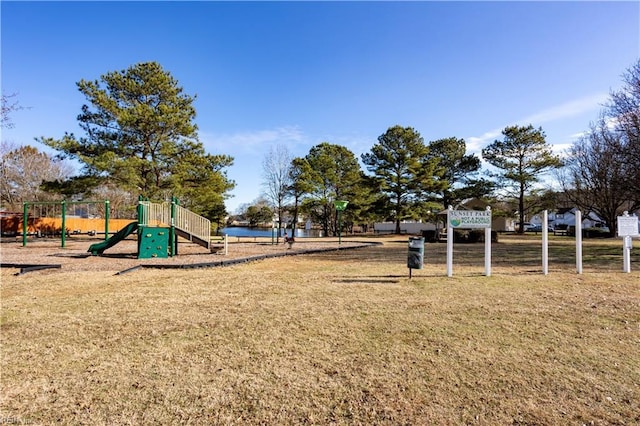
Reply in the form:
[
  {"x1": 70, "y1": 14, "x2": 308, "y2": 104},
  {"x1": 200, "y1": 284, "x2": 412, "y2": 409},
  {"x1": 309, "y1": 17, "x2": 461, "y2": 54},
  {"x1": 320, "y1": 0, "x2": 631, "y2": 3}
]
[
  {"x1": 485, "y1": 206, "x2": 491, "y2": 277},
  {"x1": 446, "y1": 205, "x2": 453, "y2": 277},
  {"x1": 576, "y1": 210, "x2": 583, "y2": 274},
  {"x1": 542, "y1": 210, "x2": 548, "y2": 275}
]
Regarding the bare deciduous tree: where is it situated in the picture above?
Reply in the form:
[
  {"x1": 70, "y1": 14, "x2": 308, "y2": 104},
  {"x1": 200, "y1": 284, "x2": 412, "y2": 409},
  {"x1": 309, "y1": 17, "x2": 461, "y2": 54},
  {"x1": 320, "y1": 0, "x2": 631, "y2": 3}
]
[
  {"x1": 559, "y1": 117, "x2": 635, "y2": 235},
  {"x1": 1, "y1": 92, "x2": 25, "y2": 129},
  {"x1": 0, "y1": 143, "x2": 73, "y2": 209},
  {"x1": 561, "y1": 60, "x2": 640, "y2": 234},
  {"x1": 262, "y1": 144, "x2": 292, "y2": 240},
  {"x1": 607, "y1": 59, "x2": 640, "y2": 204}
]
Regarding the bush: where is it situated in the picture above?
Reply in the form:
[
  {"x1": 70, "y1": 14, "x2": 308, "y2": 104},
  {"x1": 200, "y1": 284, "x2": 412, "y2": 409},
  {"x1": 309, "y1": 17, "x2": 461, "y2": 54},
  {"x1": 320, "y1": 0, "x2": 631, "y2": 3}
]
[{"x1": 422, "y1": 230, "x2": 437, "y2": 242}]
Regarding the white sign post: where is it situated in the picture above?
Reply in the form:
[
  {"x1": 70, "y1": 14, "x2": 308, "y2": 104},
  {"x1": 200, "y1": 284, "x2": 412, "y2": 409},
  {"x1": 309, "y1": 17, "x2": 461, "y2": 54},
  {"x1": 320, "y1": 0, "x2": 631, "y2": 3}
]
[
  {"x1": 447, "y1": 206, "x2": 453, "y2": 277},
  {"x1": 542, "y1": 210, "x2": 549, "y2": 275},
  {"x1": 617, "y1": 211, "x2": 639, "y2": 273},
  {"x1": 446, "y1": 207, "x2": 492, "y2": 277},
  {"x1": 575, "y1": 210, "x2": 583, "y2": 274},
  {"x1": 485, "y1": 207, "x2": 492, "y2": 277}
]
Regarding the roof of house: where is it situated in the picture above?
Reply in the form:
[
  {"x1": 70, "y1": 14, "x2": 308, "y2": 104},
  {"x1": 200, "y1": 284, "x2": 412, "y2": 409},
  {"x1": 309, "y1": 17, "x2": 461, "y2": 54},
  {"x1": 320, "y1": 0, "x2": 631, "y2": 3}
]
[{"x1": 555, "y1": 207, "x2": 576, "y2": 215}]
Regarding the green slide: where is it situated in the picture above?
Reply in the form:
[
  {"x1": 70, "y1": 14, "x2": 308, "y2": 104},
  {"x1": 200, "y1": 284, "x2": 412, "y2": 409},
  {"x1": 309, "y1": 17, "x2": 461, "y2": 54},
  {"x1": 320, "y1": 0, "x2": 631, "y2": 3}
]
[{"x1": 88, "y1": 222, "x2": 138, "y2": 255}]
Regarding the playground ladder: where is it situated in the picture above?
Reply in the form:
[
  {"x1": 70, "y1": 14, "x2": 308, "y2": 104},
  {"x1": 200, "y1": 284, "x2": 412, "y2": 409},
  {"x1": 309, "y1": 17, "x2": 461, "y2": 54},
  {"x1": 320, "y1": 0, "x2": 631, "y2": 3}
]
[{"x1": 139, "y1": 201, "x2": 211, "y2": 250}]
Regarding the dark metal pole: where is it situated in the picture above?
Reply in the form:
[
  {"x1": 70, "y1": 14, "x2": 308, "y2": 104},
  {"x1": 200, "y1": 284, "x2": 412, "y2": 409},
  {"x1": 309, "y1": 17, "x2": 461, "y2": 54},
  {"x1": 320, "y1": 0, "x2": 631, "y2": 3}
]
[{"x1": 338, "y1": 209, "x2": 342, "y2": 245}]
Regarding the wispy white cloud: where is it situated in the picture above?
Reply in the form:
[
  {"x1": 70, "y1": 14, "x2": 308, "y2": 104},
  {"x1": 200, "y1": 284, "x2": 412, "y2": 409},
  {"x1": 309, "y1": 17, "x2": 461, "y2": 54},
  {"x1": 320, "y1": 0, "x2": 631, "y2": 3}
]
[
  {"x1": 561, "y1": 114, "x2": 619, "y2": 147},
  {"x1": 466, "y1": 93, "x2": 609, "y2": 153},
  {"x1": 518, "y1": 93, "x2": 608, "y2": 125},
  {"x1": 466, "y1": 130, "x2": 503, "y2": 154},
  {"x1": 552, "y1": 142, "x2": 574, "y2": 157},
  {"x1": 313, "y1": 132, "x2": 374, "y2": 157},
  {"x1": 200, "y1": 125, "x2": 307, "y2": 156}
]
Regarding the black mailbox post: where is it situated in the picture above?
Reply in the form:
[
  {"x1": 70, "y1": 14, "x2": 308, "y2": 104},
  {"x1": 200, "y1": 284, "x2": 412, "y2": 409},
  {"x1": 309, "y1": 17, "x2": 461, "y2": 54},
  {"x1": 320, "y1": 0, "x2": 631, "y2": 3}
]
[{"x1": 407, "y1": 236, "x2": 424, "y2": 277}]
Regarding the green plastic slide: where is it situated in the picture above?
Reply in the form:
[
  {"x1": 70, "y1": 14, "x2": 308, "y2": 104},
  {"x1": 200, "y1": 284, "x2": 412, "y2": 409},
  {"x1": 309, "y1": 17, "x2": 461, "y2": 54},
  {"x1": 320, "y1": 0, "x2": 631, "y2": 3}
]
[{"x1": 88, "y1": 222, "x2": 138, "y2": 255}]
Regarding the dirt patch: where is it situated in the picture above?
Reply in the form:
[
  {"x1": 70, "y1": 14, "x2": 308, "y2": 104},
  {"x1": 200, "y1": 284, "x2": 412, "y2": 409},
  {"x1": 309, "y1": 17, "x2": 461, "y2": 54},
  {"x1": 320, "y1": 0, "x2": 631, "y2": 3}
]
[{"x1": 0, "y1": 236, "x2": 374, "y2": 275}]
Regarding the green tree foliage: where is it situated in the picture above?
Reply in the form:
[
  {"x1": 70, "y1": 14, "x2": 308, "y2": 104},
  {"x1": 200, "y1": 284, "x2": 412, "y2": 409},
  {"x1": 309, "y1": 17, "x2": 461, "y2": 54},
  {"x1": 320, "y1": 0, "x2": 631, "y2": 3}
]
[
  {"x1": 287, "y1": 157, "x2": 314, "y2": 234},
  {"x1": 426, "y1": 137, "x2": 492, "y2": 208},
  {"x1": 482, "y1": 124, "x2": 562, "y2": 233},
  {"x1": 37, "y1": 61, "x2": 234, "y2": 220},
  {"x1": 244, "y1": 203, "x2": 273, "y2": 228},
  {"x1": 341, "y1": 172, "x2": 382, "y2": 233},
  {"x1": 295, "y1": 143, "x2": 362, "y2": 237},
  {"x1": 361, "y1": 125, "x2": 439, "y2": 234}
]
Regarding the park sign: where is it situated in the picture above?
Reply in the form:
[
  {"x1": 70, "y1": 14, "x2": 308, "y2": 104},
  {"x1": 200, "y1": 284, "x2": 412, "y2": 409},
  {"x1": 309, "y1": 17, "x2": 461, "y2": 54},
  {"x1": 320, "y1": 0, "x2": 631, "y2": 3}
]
[
  {"x1": 617, "y1": 213, "x2": 639, "y2": 237},
  {"x1": 445, "y1": 206, "x2": 493, "y2": 277},
  {"x1": 617, "y1": 211, "x2": 638, "y2": 274},
  {"x1": 448, "y1": 209, "x2": 492, "y2": 229}
]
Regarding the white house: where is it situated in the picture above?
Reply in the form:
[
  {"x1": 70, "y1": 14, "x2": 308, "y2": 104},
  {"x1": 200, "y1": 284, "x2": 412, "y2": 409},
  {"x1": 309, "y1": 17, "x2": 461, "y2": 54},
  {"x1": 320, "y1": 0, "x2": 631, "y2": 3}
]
[{"x1": 529, "y1": 208, "x2": 608, "y2": 230}]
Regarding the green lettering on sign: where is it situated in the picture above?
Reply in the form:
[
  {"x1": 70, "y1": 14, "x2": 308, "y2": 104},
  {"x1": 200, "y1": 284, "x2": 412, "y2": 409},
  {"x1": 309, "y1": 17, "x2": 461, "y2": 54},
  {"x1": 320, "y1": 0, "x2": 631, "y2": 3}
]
[{"x1": 449, "y1": 210, "x2": 492, "y2": 229}]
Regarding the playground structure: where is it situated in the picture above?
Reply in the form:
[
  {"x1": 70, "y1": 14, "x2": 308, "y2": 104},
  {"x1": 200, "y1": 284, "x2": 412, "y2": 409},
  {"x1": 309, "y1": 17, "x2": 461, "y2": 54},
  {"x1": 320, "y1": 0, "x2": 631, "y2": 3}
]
[
  {"x1": 14, "y1": 200, "x2": 114, "y2": 248},
  {"x1": 13, "y1": 197, "x2": 213, "y2": 259},
  {"x1": 89, "y1": 197, "x2": 212, "y2": 258}
]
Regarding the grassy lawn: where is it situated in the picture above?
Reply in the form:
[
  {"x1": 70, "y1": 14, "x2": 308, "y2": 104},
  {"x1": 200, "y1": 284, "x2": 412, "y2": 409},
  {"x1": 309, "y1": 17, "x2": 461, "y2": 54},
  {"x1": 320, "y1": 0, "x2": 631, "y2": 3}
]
[{"x1": 1, "y1": 235, "x2": 639, "y2": 425}]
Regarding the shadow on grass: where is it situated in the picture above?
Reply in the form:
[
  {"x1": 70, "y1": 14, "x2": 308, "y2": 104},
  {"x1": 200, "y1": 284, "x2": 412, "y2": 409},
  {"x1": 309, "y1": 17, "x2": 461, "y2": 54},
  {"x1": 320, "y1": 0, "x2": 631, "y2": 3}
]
[
  {"x1": 334, "y1": 278, "x2": 401, "y2": 284},
  {"x1": 313, "y1": 235, "x2": 636, "y2": 273}
]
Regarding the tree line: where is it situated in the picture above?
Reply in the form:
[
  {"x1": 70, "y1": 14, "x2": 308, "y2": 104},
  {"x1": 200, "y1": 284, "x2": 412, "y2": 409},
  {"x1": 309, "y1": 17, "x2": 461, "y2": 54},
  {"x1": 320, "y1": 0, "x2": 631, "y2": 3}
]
[
  {"x1": 250, "y1": 60, "x2": 640, "y2": 236},
  {"x1": 2, "y1": 59, "x2": 639, "y2": 235},
  {"x1": 256, "y1": 124, "x2": 560, "y2": 236}
]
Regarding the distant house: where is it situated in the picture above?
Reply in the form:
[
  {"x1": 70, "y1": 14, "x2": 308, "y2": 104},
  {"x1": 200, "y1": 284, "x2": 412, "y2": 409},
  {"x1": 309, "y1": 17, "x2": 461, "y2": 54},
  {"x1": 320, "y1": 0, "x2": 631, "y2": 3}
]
[
  {"x1": 492, "y1": 216, "x2": 517, "y2": 233},
  {"x1": 373, "y1": 221, "x2": 436, "y2": 234},
  {"x1": 529, "y1": 208, "x2": 608, "y2": 230},
  {"x1": 373, "y1": 199, "x2": 523, "y2": 234}
]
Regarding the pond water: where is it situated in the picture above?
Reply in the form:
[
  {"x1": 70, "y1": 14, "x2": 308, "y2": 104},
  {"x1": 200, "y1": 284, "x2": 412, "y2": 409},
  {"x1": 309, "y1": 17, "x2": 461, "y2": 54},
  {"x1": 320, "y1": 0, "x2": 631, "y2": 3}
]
[{"x1": 219, "y1": 226, "x2": 323, "y2": 238}]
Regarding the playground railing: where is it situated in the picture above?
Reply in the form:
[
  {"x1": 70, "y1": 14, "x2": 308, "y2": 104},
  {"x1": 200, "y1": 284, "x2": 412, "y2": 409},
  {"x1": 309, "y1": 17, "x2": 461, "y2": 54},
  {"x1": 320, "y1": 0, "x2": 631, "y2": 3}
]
[
  {"x1": 139, "y1": 201, "x2": 171, "y2": 227},
  {"x1": 174, "y1": 204, "x2": 211, "y2": 246}
]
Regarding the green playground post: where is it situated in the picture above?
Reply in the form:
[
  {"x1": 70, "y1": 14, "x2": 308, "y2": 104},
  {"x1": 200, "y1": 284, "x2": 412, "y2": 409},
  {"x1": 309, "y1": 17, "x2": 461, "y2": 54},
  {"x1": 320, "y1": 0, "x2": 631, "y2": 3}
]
[
  {"x1": 21, "y1": 199, "x2": 111, "y2": 248},
  {"x1": 170, "y1": 196, "x2": 177, "y2": 257},
  {"x1": 61, "y1": 200, "x2": 66, "y2": 248},
  {"x1": 137, "y1": 195, "x2": 144, "y2": 225},
  {"x1": 104, "y1": 200, "x2": 110, "y2": 240},
  {"x1": 22, "y1": 202, "x2": 28, "y2": 247}
]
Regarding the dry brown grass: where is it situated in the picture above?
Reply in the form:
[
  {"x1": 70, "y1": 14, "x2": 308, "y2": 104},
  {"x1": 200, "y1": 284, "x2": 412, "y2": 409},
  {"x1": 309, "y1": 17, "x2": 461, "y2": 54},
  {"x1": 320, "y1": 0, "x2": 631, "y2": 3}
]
[{"x1": 1, "y1": 235, "x2": 639, "y2": 425}]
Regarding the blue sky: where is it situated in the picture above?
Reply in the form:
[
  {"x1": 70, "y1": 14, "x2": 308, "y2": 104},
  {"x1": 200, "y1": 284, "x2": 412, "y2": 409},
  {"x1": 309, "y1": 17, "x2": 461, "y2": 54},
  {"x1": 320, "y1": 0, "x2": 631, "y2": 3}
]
[{"x1": 2, "y1": 1, "x2": 639, "y2": 213}]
